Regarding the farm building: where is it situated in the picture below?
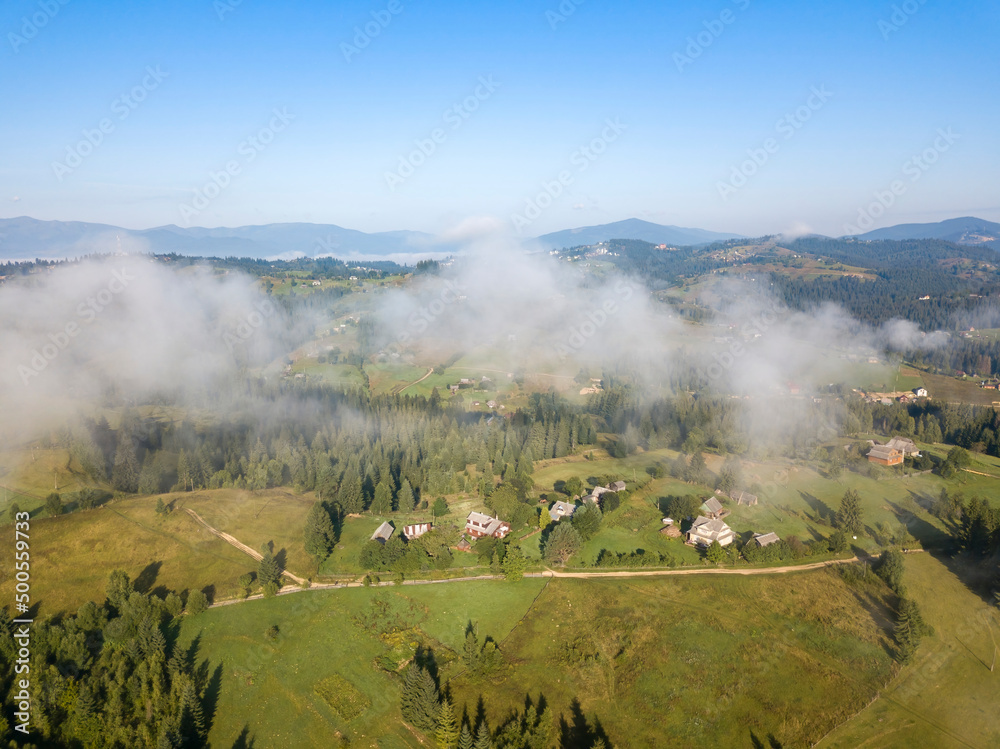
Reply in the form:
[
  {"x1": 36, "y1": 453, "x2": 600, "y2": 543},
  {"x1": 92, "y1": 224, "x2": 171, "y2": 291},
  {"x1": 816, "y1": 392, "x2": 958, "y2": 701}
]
[
  {"x1": 403, "y1": 522, "x2": 432, "y2": 540},
  {"x1": 465, "y1": 511, "x2": 511, "y2": 539},
  {"x1": 455, "y1": 536, "x2": 472, "y2": 552},
  {"x1": 749, "y1": 531, "x2": 780, "y2": 548},
  {"x1": 549, "y1": 501, "x2": 577, "y2": 522},
  {"x1": 884, "y1": 436, "x2": 920, "y2": 457},
  {"x1": 700, "y1": 497, "x2": 729, "y2": 520},
  {"x1": 371, "y1": 521, "x2": 394, "y2": 544},
  {"x1": 868, "y1": 445, "x2": 903, "y2": 466},
  {"x1": 661, "y1": 519, "x2": 682, "y2": 539},
  {"x1": 608, "y1": 480, "x2": 626, "y2": 492},
  {"x1": 687, "y1": 516, "x2": 736, "y2": 547},
  {"x1": 591, "y1": 486, "x2": 610, "y2": 498},
  {"x1": 728, "y1": 489, "x2": 758, "y2": 506}
]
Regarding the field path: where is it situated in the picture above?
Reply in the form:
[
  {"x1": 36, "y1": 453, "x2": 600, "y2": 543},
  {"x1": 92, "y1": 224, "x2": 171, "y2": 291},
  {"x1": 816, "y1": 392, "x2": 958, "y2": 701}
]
[
  {"x1": 183, "y1": 508, "x2": 308, "y2": 585},
  {"x1": 206, "y1": 556, "x2": 862, "y2": 609},
  {"x1": 395, "y1": 367, "x2": 434, "y2": 394},
  {"x1": 536, "y1": 557, "x2": 858, "y2": 578}
]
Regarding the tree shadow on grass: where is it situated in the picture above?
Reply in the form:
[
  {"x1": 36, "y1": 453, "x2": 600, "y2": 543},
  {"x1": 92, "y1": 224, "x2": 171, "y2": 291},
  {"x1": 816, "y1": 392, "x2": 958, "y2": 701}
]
[
  {"x1": 232, "y1": 725, "x2": 255, "y2": 749},
  {"x1": 558, "y1": 698, "x2": 610, "y2": 749},
  {"x1": 133, "y1": 561, "x2": 162, "y2": 594}
]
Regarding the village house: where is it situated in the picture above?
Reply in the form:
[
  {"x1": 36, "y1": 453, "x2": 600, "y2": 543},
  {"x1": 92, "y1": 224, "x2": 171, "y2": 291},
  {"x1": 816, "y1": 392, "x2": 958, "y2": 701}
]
[
  {"x1": 700, "y1": 497, "x2": 729, "y2": 520},
  {"x1": 749, "y1": 531, "x2": 780, "y2": 548},
  {"x1": 867, "y1": 444, "x2": 903, "y2": 466},
  {"x1": 914, "y1": 387, "x2": 928, "y2": 397},
  {"x1": 403, "y1": 522, "x2": 432, "y2": 540},
  {"x1": 548, "y1": 501, "x2": 577, "y2": 522},
  {"x1": 686, "y1": 516, "x2": 736, "y2": 547},
  {"x1": 465, "y1": 511, "x2": 511, "y2": 539},
  {"x1": 884, "y1": 436, "x2": 920, "y2": 457},
  {"x1": 728, "y1": 489, "x2": 758, "y2": 506},
  {"x1": 371, "y1": 521, "x2": 394, "y2": 544},
  {"x1": 311, "y1": 280, "x2": 321, "y2": 286},
  {"x1": 486, "y1": 400, "x2": 498, "y2": 409}
]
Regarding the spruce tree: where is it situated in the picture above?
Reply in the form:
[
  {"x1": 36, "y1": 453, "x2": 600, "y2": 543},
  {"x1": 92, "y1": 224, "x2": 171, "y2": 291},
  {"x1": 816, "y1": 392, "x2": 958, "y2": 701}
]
[
  {"x1": 304, "y1": 501, "x2": 336, "y2": 562},
  {"x1": 339, "y1": 475, "x2": 365, "y2": 514},
  {"x1": 458, "y1": 723, "x2": 475, "y2": 749},
  {"x1": 111, "y1": 429, "x2": 140, "y2": 493},
  {"x1": 435, "y1": 698, "x2": 460, "y2": 748},
  {"x1": 398, "y1": 479, "x2": 416, "y2": 513},
  {"x1": 372, "y1": 478, "x2": 393, "y2": 515},
  {"x1": 258, "y1": 549, "x2": 282, "y2": 588},
  {"x1": 473, "y1": 721, "x2": 494, "y2": 749},
  {"x1": 836, "y1": 489, "x2": 863, "y2": 535},
  {"x1": 413, "y1": 666, "x2": 441, "y2": 732}
]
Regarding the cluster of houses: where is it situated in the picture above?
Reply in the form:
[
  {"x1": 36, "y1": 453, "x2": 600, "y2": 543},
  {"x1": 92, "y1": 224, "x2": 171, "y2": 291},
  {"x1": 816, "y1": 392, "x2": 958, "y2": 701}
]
[
  {"x1": 867, "y1": 436, "x2": 920, "y2": 467},
  {"x1": 659, "y1": 491, "x2": 779, "y2": 553}
]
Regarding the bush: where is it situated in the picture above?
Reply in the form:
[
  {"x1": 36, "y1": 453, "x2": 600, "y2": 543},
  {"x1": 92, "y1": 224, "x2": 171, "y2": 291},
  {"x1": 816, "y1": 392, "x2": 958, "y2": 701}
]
[{"x1": 186, "y1": 589, "x2": 208, "y2": 616}]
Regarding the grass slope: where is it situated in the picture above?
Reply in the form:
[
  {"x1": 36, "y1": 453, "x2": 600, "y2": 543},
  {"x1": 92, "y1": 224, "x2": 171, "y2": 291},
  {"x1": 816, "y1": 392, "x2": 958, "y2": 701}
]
[{"x1": 818, "y1": 553, "x2": 1000, "y2": 749}]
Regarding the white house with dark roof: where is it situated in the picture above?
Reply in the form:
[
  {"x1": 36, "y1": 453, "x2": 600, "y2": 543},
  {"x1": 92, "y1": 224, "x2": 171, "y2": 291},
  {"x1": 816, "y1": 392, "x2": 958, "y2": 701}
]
[
  {"x1": 686, "y1": 516, "x2": 736, "y2": 547},
  {"x1": 465, "y1": 511, "x2": 510, "y2": 539},
  {"x1": 403, "y1": 522, "x2": 432, "y2": 540}
]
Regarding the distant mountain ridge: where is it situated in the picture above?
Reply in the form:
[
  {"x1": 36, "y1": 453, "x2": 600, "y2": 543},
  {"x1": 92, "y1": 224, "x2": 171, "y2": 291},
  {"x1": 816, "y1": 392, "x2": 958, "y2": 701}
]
[
  {"x1": 848, "y1": 216, "x2": 1000, "y2": 246},
  {"x1": 0, "y1": 217, "x2": 449, "y2": 261},
  {"x1": 533, "y1": 218, "x2": 743, "y2": 249}
]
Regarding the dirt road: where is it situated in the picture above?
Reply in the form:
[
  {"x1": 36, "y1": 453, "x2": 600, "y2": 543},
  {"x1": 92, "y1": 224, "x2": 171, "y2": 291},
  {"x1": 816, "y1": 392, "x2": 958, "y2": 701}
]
[{"x1": 184, "y1": 508, "x2": 308, "y2": 585}]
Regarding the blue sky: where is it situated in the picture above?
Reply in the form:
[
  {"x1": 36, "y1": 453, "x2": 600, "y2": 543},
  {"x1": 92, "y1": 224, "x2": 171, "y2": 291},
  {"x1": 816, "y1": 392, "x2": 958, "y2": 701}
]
[{"x1": 1, "y1": 0, "x2": 997, "y2": 238}]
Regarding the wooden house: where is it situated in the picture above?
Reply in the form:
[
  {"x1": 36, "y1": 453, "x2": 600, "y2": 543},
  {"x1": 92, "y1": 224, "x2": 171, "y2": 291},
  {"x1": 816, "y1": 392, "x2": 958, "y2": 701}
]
[{"x1": 465, "y1": 511, "x2": 510, "y2": 539}]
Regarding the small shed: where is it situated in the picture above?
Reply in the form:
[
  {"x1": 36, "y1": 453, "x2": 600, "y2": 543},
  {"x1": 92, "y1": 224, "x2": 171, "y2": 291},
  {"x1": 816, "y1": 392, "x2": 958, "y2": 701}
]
[
  {"x1": 455, "y1": 536, "x2": 472, "y2": 552},
  {"x1": 750, "y1": 531, "x2": 780, "y2": 548},
  {"x1": 608, "y1": 480, "x2": 626, "y2": 492},
  {"x1": 371, "y1": 521, "x2": 394, "y2": 544}
]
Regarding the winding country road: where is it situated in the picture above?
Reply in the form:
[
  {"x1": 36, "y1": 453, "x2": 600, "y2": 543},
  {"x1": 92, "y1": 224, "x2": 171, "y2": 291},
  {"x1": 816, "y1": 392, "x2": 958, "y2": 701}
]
[{"x1": 395, "y1": 367, "x2": 434, "y2": 394}]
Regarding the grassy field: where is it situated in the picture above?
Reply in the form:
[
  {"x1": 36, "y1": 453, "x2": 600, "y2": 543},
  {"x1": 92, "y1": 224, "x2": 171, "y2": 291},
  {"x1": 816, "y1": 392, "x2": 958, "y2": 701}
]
[
  {"x1": 819, "y1": 553, "x2": 1000, "y2": 749},
  {"x1": 0, "y1": 488, "x2": 331, "y2": 616},
  {"x1": 444, "y1": 570, "x2": 897, "y2": 747},
  {"x1": 920, "y1": 371, "x2": 1000, "y2": 406},
  {"x1": 0, "y1": 495, "x2": 255, "y2": 616},
  {"x1": 174, "y1": 579, "x2": 548, "y2": 748}
]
